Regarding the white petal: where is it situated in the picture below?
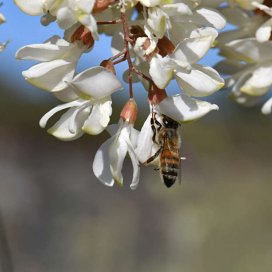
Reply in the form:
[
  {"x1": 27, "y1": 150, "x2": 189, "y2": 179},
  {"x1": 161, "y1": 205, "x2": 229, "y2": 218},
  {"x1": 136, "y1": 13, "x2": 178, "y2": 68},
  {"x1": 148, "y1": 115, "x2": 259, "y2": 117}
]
[
  {"x1": 189, "y1": 27, "x2": 218, "y2": 42},
  {"x1": 175, "y1": 64, "x2": 224, "y2": 97},
  {"x1": 194, "y1": 8, "x2": 226, "y2": 30},
  {"x1": 147, "y1": 7, "x2": 167, "y2": 39},
  {"x1": 82, "y1": 98, "x2": 112, "y2": 135},
  {"x1": 261, "y1": 97, "x2": 272, "y2": 115},
  {"x1": 162, "y1": 3, "x2": 192, "y2": 16},
  {"x1": 126, "y1": 141, "x2": 140, "y2": 190},
  {"x1": 77, "y1": 0, "x2": 95, "y2": 13},
  {"x1": 68, "y1": 104, "x2": 91, "y2": 134},
  {"x1": 130, "y1": 128, "x2": 139, "y2": 149},
  {"x1": 16, "y1": 36, "x2": 70, "y2": 61},
  {"x1": 56, "y1": 7, "x2": 76, "y2": 29},
  {"x1": 22, "y1": 60, "x2": 75, "y2": 92},
  {"x1": 109, "y1": 124, "x2": 129, "y2": 186},
  {"x1": 70, "y1": 66, "x2": 123, "y2": 98},
  {"x1": 171, "y1": 35, "x2": 214, "y2": 64},
  {"x1": 240, "y1": 65, "x2": 272, "y2": 96},
  {"x1": 47, "y1": 107, "x2": 89, "y2": 141},
  {"x1": 18, "y1": 36, "x2": 83, "y2": 62},
  {"x1": 78, "y1": 14, "x2": 98, "y2": 40},
  {"x1": 223, "y1": 38, "x2": 272, "y2": 63},
  {"x1": 93, "y1": 137, "x2": 115, "y2": 187},
  {"x1": 256, "y1": 18, "x2": 272, "y2": 42},
  {"x1": 149, "y1": 56, "x2": 174, "y2": 89},
  {"x1": 39, "y1": 100, "x2": 84, "y2": 128},
  {"x1": 158, "y1": 94, "x2": 219, "y2": 122},
  {"x1": 54, "y1": 86, "x2": 78, "y2": 102},
  {"x1": 14, "y1": 0, "x2": 44, "y2": 15},
  {"x1": 135, "y1": 114, "x2": 157, "y2": 163}
]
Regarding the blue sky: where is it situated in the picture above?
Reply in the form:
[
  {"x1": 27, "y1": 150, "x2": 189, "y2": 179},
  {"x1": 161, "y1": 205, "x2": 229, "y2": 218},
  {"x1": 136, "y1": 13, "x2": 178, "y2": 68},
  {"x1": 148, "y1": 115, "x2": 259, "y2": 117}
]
[{"x1": 0, "y1": 1, "x2": 222, "y2": 102}]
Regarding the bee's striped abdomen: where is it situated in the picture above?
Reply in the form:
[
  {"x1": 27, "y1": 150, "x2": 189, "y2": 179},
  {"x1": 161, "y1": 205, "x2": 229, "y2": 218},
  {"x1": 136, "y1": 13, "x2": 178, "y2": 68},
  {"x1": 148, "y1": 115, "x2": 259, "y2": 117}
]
[{"x1": 160, "y1": 149, "x2": 179, "y2": 188}]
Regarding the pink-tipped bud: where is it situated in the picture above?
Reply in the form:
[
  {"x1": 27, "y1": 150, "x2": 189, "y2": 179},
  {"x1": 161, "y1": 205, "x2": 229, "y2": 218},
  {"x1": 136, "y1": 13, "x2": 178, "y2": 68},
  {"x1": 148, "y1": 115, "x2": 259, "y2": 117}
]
[
  {"x1": 148, "y1": 83, "x2": 167, "y2": 105},
  {"x1": 71, "y1": 25, "x2": 94, "y2": 48},
  {"x1": 120, "y1": 99, "x2": 138, "y2": 124}
]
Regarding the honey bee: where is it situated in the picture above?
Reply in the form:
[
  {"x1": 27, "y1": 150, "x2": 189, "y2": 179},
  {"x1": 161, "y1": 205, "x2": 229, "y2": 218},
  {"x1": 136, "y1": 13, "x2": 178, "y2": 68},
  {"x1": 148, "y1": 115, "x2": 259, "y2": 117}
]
[{"x1": 145, "y1": 112, "x2": 182, "y2": 188}]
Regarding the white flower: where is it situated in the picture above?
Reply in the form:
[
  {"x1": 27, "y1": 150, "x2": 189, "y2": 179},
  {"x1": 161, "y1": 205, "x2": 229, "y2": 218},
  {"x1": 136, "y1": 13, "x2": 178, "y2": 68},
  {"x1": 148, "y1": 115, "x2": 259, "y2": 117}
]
[
  {"x1": 14, "y1": 0, "x2": 98, "y2": 38},
  {"x1": 251, "y1": 1, "x2": 272, "y2": 42},
  {"x1": 136, "y1": 95, "x2": 219, "y2": 163},
  {"x1": 149, "y1": 28, "x2": 224, "y2": 95},
  {"x1": 93, "y1": 121, "x2": 140, "y2": 189},
  {"x1": 16, "y1": 36, "x2": 85, "y2": 92},
  {"x1": 217, "y1": 38, "x2": 272, "y2": 113},
  {"x1": 39, "y1": 66, "x2": 123, "y2": 140},
  {"x1": 93, "y1": 99, "x2": 140, "y2": 189},
  {"x1": 142, "y1": 0, "x2": 226, "y2": 43}
]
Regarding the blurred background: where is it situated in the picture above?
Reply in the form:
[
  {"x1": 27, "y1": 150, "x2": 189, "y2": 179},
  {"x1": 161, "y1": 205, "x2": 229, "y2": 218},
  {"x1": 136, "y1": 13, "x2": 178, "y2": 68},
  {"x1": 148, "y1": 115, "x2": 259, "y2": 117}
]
[{"x1": 1, "y1": 2, "x2": 272, "y2": 272}]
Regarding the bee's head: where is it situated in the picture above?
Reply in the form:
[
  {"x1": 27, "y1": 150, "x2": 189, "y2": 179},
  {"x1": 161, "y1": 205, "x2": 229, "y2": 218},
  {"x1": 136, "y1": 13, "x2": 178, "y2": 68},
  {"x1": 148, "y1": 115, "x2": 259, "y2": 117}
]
[{"x1": 162, "y1": 115, "x2": 179, "y2": 129}]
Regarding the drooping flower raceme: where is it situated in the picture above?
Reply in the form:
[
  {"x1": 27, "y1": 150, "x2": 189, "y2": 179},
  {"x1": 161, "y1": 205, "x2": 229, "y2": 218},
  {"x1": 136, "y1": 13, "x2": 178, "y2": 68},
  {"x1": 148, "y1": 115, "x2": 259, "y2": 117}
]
[{"x1": 14, "y1": 0, "x2": 227, "y2": 189}]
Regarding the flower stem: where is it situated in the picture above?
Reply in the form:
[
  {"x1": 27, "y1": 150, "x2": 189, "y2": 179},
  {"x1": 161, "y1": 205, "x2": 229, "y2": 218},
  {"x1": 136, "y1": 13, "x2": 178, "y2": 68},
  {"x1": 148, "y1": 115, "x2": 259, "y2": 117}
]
[
  {"x1": 120, "y1": 7, "x2": 134, "y2": 98},
  {"x1": 97, "y1": 19, "x2": 122, "y2": 25}
]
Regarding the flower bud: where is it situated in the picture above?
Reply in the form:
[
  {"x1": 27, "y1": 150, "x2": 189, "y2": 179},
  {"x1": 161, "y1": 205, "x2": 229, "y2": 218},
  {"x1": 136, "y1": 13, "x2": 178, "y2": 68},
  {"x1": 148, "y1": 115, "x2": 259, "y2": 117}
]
[
  {"x1": 71, "y1": 25, "x2": 94, "y2": 48},
  {"x1": 148, "y1": 83, "x2": 167, "y2": 105},
  {"x1": 93, "y1": 0, "x2": 115, "y2": 13},
  {"x1": 100, "y1": 59, "x2": 116, "y2": 75},
  {"x1": 120, "y1": 99, "x2": 138, "y2": 124}
]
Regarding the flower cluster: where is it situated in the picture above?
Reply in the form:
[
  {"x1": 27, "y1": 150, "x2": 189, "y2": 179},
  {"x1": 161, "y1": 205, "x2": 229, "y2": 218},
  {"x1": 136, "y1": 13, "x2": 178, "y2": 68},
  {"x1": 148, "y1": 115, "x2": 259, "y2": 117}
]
[
  {"x1": 15, "y1": 0, "x2": 226, "y2": 189},
  {"x1": 214, "y1": 0, "x2": 272, "y2": 114}
]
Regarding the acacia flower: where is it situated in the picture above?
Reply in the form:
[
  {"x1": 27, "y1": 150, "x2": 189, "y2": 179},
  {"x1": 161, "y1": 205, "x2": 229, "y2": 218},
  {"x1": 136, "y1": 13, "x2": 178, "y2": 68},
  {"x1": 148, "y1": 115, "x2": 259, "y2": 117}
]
[
  {"x1": 93, "y1": 99, "x2": 140, "y2": 189},
  {"x1": 16, "y1": 36, "x2": 87, "y2": 92},
  {"x1": 252, "y1": 1, "x2": 272, "y2": 42},
  {"x1": 149, "y1": 27, "x2": 224, "y2": 95},
  {"x1": 39, "y1": 66, "x2": 123, "y2": 140},
  {"x1": 14, "y1": 0, "x2": 98, "y2": 38},
  {"x1": 141, "y1": 0, "x2": 226, "y2": 42},
  {"x1": 217, "y1": 38, "x2": 272, "y2": 113}
]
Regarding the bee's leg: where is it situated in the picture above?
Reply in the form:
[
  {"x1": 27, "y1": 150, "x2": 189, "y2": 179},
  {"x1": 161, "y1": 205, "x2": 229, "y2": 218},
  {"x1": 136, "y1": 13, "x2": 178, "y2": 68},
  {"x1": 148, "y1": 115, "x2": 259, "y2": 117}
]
[
  {"x1": 151, "y1": 112, "x2": 162, "y2": 143},
  {"x1": 143, "y1": 147, "x2": 162, "y2": 165},
  {"x1": 150, "y1": 115, "x2": 158, "y2": 144},
  {"x1": 154, "y1": 114, "x2": 162, "y2": 131}
]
